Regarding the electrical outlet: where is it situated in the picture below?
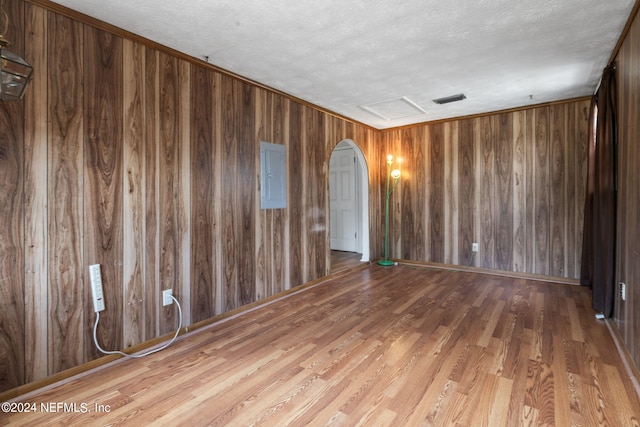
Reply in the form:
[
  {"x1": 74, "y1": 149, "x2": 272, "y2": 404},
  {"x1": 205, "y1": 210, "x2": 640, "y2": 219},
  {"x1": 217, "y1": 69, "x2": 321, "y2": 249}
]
[
  {"x1": 620, "y1": 282, "x2": 626, "y2": 301},
  {"x1": 162, "y1": 289, "x2": 173, "y2": 306},
  {"x1": 472, "y1": 243, "x2": 479, "y2": 252}
]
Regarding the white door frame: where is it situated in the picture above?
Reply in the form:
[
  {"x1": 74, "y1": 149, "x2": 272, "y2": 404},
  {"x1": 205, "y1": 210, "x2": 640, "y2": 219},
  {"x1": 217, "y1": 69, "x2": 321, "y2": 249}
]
[{"x1": 330, "y1": 139, "x2": 369, "y2": 262}]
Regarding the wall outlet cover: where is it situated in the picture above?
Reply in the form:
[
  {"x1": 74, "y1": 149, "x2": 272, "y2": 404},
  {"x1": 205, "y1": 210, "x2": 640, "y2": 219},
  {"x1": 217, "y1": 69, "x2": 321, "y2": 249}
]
[{"x1": 162, "y1": 289, "x2": 173, "y2": 306}]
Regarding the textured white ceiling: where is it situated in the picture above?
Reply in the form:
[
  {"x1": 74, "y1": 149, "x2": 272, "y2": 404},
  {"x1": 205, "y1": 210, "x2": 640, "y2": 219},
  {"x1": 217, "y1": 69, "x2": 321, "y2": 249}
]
[{"x1": 51, "y1": 0, "x2": 635, "y2": 129}]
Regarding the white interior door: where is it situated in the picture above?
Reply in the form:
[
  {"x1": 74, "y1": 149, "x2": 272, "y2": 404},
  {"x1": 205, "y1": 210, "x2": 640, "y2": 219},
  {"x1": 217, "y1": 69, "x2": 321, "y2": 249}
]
[{"x1": 330, "y1": 148, "x2": 357, "y2": 252}]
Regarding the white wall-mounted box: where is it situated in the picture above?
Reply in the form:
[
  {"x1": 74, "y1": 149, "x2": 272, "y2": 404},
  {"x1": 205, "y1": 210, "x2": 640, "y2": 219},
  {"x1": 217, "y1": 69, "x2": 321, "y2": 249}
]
[{"x1": 260, "y1": 141, "x2": 286, "y2": 209}]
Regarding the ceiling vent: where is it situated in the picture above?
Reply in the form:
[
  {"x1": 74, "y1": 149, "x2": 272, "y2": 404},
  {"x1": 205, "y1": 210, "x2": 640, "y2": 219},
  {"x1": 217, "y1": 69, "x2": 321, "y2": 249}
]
[{"x1": 433, "y1": 93, "x2": 467, "y2": 105}]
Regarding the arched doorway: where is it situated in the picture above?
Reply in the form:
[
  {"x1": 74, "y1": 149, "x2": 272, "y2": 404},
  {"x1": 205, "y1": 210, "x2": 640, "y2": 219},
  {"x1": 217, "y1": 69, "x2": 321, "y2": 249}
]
[{"x1": 329, "y1": 140, "x2": 369, "y2": 271}]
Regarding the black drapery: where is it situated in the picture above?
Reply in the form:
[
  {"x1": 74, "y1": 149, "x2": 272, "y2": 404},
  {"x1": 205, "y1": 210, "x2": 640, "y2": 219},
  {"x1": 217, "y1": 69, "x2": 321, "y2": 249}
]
[{"x1": 580, "y1": 65, "x2": 618, "y2": 317}]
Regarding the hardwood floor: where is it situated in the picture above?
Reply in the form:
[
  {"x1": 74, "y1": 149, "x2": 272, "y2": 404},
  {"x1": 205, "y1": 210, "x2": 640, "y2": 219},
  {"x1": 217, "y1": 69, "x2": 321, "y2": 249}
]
[
  {"x1": 4, "y1": 265, "x2": 640, "y2": 426},
  {"x1": 331, "y1": 250, "x2": 366, "y2": 273}
]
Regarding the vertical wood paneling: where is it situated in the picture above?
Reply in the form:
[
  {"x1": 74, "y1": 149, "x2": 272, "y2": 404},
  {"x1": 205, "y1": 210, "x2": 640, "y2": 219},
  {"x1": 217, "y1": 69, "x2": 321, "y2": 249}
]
[
  {"x1": 47, "y1": 12, "x2": 84, "y2": 374},
  {"x1": 458, "y1": 119, "x2": 476, "y2": 267},
  {"x1": 533, "y1": 108, "x2": 551, "y2": 275},
  {"x1": 255, "y1": 90, "x2": 268, "y2": 300},
  {"x1": 272, "y1": 95, "x2": 287, "y2": 293},
  {"x1": 288, "y1": 102, "x2": 303, "y2": 287},
  {"x1": 23, "y1": 2, "x2": 48, "y2": 385},
  {"x1": 422, "y1": 126, "x2": 432, "y2": 262},
  {"x1": 495, "y1": 113, "x2": 513, "y2": 271},
  {"x1": 512, "y1": 111, "x2": 527, "y2": 273},
  {"x1": 480, "y1": 116, "x2": 495, "y2": 268},
  {"x1": 178, "y1": 61, "x2": 192, "y2": 323},
  {"x1": 369, "y1": 130, "x2": 385, "y2": 260},
  {"x1": 413, "y1": 126, "x2": 426, "y2": 261},
  {"x1": 0, "y1": 0, "x2": 25, "y2": 392},
  {"x1": 122, "y1": 39, "x2": 146, "y2": 347},
  {"x1": 525, "y1": 109, "x2": 536, "y2": 274},
  {"x1": 144, "y1": 49, "x2": 160, "y2": 338},
  {"x1": 569, "y1": 102, "x2": 590, "y2": 277},
  {"x1": 401, "y1": 129, "x2": 415, "y2": 259},
  {"x1": 614, "y1": 7, "x2": 640, "y2": 373},
  {"x1": 391, "y1": 131, "x2": 402, "y2": 259},
  {"x1": 444, "y1": 122, "x2": 459, "y2": 265},
  {"x1": 83, "y1": 26, "x2": 123, "y2": 358},
  {"x1": 221, "y1": 75, "x2": 238, "y2": 311},
  {"x1": 255, "y1": 90, "x2": 287, "y2": 298},
  {"x1": 429, "y1": 123, "x2": 445, "y2": 263},
  {"x1": 564, "y1": 105, "x2": 577, "y2": 278},
  {"x1": 190, "y1": 65, "x2": 214, "y2": 323},
  {"x1": 549, "y1": 105, "x2": 567, "y2": 278},
  {"x1": 158, "y1": 53, "x2": 182, "y2": 333},
  {"x1": 381, "y1": 100, "x2": 588, "y2": 280},
  {"x1": 212, "y1": 73, "x2": 223, "y2": 314},
  {"x1": 305, "y1": 108, "x2": 328, "y2": 280},
  {"x1": 237, "y1": 84, "x2": 255, "y2": 306}
]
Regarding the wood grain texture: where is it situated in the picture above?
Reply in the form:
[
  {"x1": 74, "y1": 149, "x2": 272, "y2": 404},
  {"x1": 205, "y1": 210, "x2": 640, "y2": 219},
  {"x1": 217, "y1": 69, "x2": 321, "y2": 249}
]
[
  {"x1": 158, "y1": 53, "x2": 181, "y2": 332},
  {"x1": 237, "y1": 84, "x2": 256, "y2": 306},
  {"x1": 221, "y1": 75, "x2": 239, "y2": 311},
  {"x1": 6, "y1": 266, "x2": 640, "y2": 426},
  {"x1": 23, "y1": 2, "x2": 48, "y2": 384},
  {"x1": 458, "y1": 119, "x2": 476, "y2": 267},
  {"x1": 379, "y1": 100, "x2": 589, "y2": 280},
  {"x1": 255, "y1": 90, "x2": 269, "y2": 300},
  {"x1": 444, "y1": 121, "x2": 459, "y2": 265},
  {"x1": 0, "y1": 0, "x2": 25, "y2": 392},
  {"x1": 305, "y1": 108, "x2": 329, "y2": 281},
  {"x1": 412, "y1": 126, "x2": 426, "y2": 261},
  {"x1": 271, "y1": 96, "x2": 287, "y2": 295},
  {"x1": 122, "y1": 39, "x2": 146, "y2": 348},
  {"x1": 83, "y1": 26, "x2": 123, "y2": 359},
  {"x1": 512, "y1": 111, "x2": 526, "y2": 273},
  {"x1": 495, "y1": 113, "x2": 513, "y2": 271},
  {"x1": 480, "y1": 116, "x2": 495, "y2": 268},
  {"x1": 401, "y1": 129, "x2": 416, "y2": 259},
  {"x1": 533, "y1": 107, "x2": 551, "y2": 275},
  {"x1": 255, "y1": 90, "x2": 288, "y2": 299},
  {"x1": 614, "y1": 6, "x2": 640, "y2": 375},
  {"x1": 287, "y1": 101, "x2": 304, "y2": 288},
  {"x1": 190, "y1": 65, "x2": 214, "y2": 322},
  {"x1": 549, "y1": 105, "x2": 566, "y2": 278},
  {"x1": 143, "y1": 48, "x2": 160, "y2": 339},
  {"x1": 429, "y1": 123, "x2": 445, "y2": 263},
  {"x1": 47, "y1": 11, "x2": 85, "y2": 375}
]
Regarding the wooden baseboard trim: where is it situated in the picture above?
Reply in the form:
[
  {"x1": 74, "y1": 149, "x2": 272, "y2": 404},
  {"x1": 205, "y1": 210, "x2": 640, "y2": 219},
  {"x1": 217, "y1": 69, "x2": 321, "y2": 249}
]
[
  {"x1": 394, "y1": 259, "x2": 581, "y2": 286},
  {"x1": 605, "y1": 319, "x2": 640, "y2": 402}
]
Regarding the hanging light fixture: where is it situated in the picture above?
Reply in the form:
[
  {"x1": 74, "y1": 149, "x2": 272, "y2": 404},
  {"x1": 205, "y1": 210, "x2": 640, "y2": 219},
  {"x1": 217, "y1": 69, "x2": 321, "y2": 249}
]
[{"x1": 0, "y1": 0, "x2": 33, "y2": 101}]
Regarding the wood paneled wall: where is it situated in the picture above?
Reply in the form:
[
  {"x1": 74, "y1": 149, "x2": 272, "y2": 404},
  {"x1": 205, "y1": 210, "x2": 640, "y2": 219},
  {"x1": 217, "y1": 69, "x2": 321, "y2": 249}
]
[
  {"x1": 0, "y1": 0, "x2": 380, "y2": 393},
  {"x1": 1, "y1": 0, "x2": 595, "y2": 394},
  {"x1": 380, "y1": 101, "x2": 590, "y2": 278},
  {"x1": 615, "y1": 5, "x2": 640, "y2": 372}
]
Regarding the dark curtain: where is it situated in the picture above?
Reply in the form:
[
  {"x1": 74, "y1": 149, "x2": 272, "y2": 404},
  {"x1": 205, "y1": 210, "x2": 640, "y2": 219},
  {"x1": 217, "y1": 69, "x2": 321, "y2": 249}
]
[{"x1": 580, "y1": 65, "x2": 618, "y2": 317}]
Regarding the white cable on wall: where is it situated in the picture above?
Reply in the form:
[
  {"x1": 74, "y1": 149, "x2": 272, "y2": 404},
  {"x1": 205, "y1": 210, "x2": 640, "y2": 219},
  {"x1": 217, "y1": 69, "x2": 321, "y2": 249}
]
[{"x1": 92, "y1": 295, "x2": 183, "y2": 358}]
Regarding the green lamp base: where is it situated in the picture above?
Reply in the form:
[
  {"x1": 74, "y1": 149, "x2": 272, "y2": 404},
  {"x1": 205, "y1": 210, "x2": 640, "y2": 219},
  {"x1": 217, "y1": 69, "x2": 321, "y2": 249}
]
[{"x1": 378, "y1": 259, "x2": 395, "y2": 266}]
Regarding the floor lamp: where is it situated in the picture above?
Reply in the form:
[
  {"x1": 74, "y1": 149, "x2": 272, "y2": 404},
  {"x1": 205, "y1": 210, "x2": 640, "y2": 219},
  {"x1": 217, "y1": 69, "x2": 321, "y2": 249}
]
[{"x1": 378, "y1": 155, "x2": 401, "y2": 266}]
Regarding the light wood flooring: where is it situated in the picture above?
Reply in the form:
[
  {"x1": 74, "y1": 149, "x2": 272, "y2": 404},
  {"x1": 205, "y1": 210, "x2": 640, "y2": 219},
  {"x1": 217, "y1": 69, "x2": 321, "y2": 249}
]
[
  {"x1": 4, "y1": 265, "x2": 640, "y2": 426},
  {"x1": 330, "y1": 250, "x2": 366, "y2": 273}
]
